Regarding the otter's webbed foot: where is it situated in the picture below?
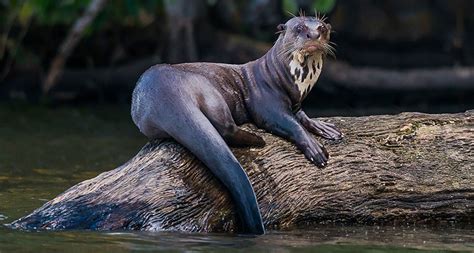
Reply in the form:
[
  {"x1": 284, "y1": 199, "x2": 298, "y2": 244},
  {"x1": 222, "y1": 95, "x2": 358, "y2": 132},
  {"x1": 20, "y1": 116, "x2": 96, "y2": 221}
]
[
  {"x1": 296, "y1": 110, "x2": 343, "y2": 141},
  {"x1": 308, "y1": 119, "x2": 343, "y2": 141}
]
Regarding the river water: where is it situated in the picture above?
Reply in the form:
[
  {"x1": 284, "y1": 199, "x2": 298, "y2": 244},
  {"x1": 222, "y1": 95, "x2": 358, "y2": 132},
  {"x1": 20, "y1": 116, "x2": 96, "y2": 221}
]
[{"x1": 0, "y1": 104, "x2": 472, "y2": 252}]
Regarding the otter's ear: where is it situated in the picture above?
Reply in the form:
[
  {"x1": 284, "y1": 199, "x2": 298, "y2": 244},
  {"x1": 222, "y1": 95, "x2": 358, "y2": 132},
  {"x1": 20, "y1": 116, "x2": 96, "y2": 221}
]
[
  {"x1": 326, "y1": 23, "x2": 332, "y2": 31},
  {"x1": 277, "y1": 24, "x2": 286, "y2": 32}
]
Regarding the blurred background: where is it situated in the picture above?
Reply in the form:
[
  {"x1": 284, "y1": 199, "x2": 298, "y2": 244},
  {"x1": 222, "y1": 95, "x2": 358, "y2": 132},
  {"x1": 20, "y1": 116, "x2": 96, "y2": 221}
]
[{"x1": 1, "y1": 0, "x2": 473, "y2": 115}]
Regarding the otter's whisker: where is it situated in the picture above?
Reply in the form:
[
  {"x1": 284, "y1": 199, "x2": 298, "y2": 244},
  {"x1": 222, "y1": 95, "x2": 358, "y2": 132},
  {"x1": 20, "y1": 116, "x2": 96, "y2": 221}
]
[
  {"x1": 286, "y1": 10, "x2": 297, "y2": 18},
  {"x1": 321, "y1": 14, "x2": 328, "y2": 22},
  {"x1": 299, "y1": 9, "x2": 306, "y2": 18},
  {"x1": 322, "y1": 44, "x2": 336, "y2": 58}
]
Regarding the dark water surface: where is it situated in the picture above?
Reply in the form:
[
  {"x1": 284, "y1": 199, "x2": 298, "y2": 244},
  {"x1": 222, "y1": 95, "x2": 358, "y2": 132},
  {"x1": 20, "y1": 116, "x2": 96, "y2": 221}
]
[{"x1": 0, "y1": 104, "x2": 472, "y2": 252}]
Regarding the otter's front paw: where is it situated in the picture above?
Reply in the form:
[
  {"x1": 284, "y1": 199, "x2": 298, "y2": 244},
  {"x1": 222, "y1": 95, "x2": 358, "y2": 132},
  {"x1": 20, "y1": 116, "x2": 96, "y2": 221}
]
[
  {"x1": 300, "y1": 137, "x2": 329, "y2": 168},
  {"x1": 309, "y1": 119, "x2": 343, "y2": 141}
]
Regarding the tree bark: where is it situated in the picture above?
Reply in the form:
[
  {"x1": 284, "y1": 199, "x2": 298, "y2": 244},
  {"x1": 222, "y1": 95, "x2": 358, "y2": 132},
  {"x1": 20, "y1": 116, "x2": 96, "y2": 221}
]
[{"x1": 10, "y1": 111, "x2": 474, "y2": 232}]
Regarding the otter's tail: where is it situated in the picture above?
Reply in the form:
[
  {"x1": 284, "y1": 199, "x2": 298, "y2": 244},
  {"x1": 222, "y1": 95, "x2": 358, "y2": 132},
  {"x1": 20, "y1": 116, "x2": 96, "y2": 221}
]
[{"x1": 158, "y1": 108, "x2": 265, "y2": 234}]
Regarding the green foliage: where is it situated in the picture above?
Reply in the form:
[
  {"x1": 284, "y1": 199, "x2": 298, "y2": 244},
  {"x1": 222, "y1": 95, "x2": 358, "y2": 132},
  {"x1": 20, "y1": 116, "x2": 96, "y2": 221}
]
[
  {"x1": 313, "y1": 0, "x2": 336, "y2": 14},
  {"x1": 0, "y1": 0, "x2": 339, "y2": 71},
  {"x1": 98, "y1": 0, "x2": 163, "y2": 27},
  {"x1": 18, "y1": 1, "x2": 33, "y2": 25},
  {"x1": 283, "y1": 0, "x2": 337, "y2": 16},
  {"x1": 282, "y1": 0, "x2": 298, "y2": 15},
  {"x1": 0, "y1": 0, "x2": 165, "y2": 28},
  {"x1": 0, "y1": 0, "x2": 165, "y2": 73},
  {"x1": 2, "y1": 0, "x2": 91, "y2": 26}
]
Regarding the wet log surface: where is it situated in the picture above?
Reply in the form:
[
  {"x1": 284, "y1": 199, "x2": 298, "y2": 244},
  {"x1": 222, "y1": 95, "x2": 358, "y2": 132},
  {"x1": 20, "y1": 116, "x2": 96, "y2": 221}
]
[{"x1": 10, "y1": 111, "x2": 474, "y2": 232}]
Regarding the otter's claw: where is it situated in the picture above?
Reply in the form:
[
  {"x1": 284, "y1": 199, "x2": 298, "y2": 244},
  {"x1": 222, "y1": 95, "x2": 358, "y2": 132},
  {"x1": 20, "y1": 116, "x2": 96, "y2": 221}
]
[{"x1": 301, "y1": 137, "x2": 328, "y2": 168}]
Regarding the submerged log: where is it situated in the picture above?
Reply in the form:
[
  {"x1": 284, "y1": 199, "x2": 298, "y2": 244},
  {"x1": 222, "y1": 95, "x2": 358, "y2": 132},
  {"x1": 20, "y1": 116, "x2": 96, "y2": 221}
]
[{"x1": 10, "y1": 111, "x2": 474, "y2": 232}]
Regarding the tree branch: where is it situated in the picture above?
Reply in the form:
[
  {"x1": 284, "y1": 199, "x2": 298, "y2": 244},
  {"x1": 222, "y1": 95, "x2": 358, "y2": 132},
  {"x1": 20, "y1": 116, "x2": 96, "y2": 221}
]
[{"x1": 42, "y1": 0, "x2": 107, "y2": 94}]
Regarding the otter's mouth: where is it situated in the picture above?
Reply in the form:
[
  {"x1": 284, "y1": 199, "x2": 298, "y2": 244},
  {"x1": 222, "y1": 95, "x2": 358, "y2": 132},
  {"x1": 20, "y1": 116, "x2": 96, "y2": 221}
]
[
  {"x1": 300, "y1": 42, "x2": 334, "y2": 55},
  {"x1": 301, "y1": 42, "x2": 327, "y2": 55}
]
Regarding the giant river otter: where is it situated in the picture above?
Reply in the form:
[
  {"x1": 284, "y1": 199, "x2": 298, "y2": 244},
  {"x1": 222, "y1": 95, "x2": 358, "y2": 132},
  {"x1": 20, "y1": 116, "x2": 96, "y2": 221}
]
[{"x1": 131, "y1": 15, "x2": 343, "y2": 234}]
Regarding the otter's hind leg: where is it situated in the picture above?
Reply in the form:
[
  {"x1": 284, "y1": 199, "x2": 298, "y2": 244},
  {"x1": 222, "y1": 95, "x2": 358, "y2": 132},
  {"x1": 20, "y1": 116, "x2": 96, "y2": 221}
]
[
  {"x1": 201, "y1": 100, "x2": 265, "y2": 148},
  {"x1": 156, "y1": 107, "x2": 265, "y2": 234},
  {"x1": 226, "y1": 128, "x2": 265, "y2": 148}
]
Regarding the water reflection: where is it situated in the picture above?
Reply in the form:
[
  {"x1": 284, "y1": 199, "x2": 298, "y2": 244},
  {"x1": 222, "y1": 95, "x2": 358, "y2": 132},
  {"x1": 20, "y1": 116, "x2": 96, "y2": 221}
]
[{"x1": 0, "y1": 226, "x2": 472, "y2": 252}]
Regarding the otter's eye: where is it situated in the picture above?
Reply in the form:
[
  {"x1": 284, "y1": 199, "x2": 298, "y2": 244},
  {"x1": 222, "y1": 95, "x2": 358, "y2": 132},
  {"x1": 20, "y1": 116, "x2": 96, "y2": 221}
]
[{"x1": 295, "y1": 24, "x2": 306, "y2": 33}]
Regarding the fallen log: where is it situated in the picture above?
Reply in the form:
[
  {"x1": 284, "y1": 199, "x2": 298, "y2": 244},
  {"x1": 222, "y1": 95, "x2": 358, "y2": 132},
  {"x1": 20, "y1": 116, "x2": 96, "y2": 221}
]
[{"x1": 10, "y1": 111, "x2": 474, "y2": 232}]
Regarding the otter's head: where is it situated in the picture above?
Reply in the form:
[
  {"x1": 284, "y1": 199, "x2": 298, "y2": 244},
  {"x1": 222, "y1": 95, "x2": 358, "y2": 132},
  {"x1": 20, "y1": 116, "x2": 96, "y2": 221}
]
[
  {"x1": 275, "y1": 15, "x2": 333, "y2": 99},
  {"x1": 276, "y1": 16, "x2": 333, "y2": 60}
]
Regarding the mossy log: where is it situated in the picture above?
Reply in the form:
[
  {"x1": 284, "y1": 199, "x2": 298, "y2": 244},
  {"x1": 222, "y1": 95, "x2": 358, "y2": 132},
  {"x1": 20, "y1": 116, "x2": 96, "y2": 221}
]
[{"x1": 11, "y1": 111, "x2": 474, "y2": 232}]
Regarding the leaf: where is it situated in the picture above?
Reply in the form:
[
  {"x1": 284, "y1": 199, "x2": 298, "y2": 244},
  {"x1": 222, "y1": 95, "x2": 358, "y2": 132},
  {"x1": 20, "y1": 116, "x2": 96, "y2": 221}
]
[
  {"x1": 18, "y1": 2, "x2": 34, "y2": 26},
  {"x1": 313, "y1": 0, "x2": 336, "y2": 14}
]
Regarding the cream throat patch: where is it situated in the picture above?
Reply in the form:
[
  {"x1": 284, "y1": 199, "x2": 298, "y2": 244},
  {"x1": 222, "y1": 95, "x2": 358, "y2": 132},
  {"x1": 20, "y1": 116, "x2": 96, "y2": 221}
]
[{"x1": 289, "y1": 51, "x2": 323, "y2": 99}]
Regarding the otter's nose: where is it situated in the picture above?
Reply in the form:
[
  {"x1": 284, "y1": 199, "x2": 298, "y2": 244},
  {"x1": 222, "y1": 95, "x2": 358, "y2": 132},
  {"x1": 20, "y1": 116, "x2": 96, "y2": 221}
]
[
  {"x1": 306, "y1": 30, "x2": 320, "y2": 40},
  {"x1": 306, "y1": 24, "x2": 327, "y2": 40}
]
